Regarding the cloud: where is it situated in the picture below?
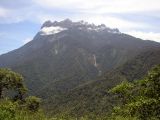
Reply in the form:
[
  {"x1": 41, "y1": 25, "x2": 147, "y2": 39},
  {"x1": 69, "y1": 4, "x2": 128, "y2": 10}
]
[
  {"x1": 23, "y1": 38, "x2": 32, "y2": 44},
  {"x1": 34, "y1": 0, "x2": 160, "y2": 13},
  {"x1": 125, "y1": 31, "x2": 160, "y2": 42},
  {"x1": 1, "y1": 0, "x2": 160, "y2": 23},
  {"x1": 0, "y1": 7, "x2": 10, "y2": 17},
  {"x1": 0, "y1": 6, "x2": 25, "y2": 23},
  {"x1": 71, "y1": 15, "x2": 151, "y2": 31}
]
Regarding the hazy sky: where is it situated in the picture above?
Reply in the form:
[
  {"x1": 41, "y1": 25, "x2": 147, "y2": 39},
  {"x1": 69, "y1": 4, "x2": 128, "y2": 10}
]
[{"x1": 0, "y1": 0, "x2": 160, "y2": 55}]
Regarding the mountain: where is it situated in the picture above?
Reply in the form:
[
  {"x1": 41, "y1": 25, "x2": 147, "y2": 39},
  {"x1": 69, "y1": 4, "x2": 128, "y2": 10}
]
[{"x1": 0, "y1": 19, "x2": 160, "y2": 118}]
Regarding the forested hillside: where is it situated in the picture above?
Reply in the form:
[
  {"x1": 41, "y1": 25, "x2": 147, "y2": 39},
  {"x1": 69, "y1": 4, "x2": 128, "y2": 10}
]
[
  {"x1": 44, "y1": 49, "x2": 160, "y2": 119},
  {"x1": 0, "y1": 63, "x2": 159, "y2": 120}
]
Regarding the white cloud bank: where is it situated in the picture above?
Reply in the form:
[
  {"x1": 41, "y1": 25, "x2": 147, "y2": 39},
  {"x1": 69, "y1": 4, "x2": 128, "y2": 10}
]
[
  {"x1": 0, "y1": 7, "x2": 10, "y2": 17},
  {"x1": 126, "y1": 31, "x2": 160, "y2": 42},
  {"x1": 34, "y1": 0, "x2": 160, "y2": 13},
  {"x1": 23, "y1": 38, "x2": 32, "y2": 44},
  {"x1": 40, "y1": 26, "x2": 67, "y2": 35}
]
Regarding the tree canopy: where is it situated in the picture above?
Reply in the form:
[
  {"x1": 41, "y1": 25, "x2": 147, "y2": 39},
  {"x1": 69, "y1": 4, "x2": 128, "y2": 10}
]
[
  {"x1": 0, "y1": 68, "x2": 27, "y2": 100},
  {"x1": 0, "y1": 68, "x2": 44, "y2": 120},
  {"x1": 110, "y1": 64, "x2": 160, "y2": 120}
]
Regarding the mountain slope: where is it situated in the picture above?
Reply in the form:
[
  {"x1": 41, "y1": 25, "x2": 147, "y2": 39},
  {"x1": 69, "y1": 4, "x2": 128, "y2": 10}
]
[{"x1": 46, "y1": 49, "x2": 160, "y2": 118}]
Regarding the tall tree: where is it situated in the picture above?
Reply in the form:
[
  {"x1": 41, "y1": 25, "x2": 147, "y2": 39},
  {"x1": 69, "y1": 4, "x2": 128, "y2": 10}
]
[{"x1": 0, "y1": 68, "x2": 27, "y2": 100}]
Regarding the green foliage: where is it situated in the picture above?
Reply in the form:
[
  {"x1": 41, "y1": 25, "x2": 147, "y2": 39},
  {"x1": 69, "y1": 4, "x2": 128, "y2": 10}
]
[
  {"x1": 110, "y1": 65, "x2": 160, "y2": 120},
  {"x1": 109, "y1": 81, "x2": 134, "y2": 104},
  {"x1": 0, "y1": 68, "x2": 27, "y2": 100},
  {"x1": 109, "y1": 81, "x2": 134, "y2": 94},
  {"x1": 0, "y1": 99, "x2": 52, "y2": 120},
  {"x1": 109, "y1": 115, "x2": 138, "y2": 120},
  {"x1": 0, "y1": 69, "x2": 51, "y2": 120},
  {"x1": 0, "y1": 99, "x2": 17, "y2": 120},
  {"x1": 25, "y1": 96, "x2": 41, "y2": 112}
]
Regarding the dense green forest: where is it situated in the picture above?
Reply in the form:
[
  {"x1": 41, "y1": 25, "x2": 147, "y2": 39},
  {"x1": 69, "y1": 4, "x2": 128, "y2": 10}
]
[
  {"x1": 0, "y1": 64, "x2": 159, "y2": 120},
  {"x1": 109, "y1": 64, "x2": 160, "y2": 120}
]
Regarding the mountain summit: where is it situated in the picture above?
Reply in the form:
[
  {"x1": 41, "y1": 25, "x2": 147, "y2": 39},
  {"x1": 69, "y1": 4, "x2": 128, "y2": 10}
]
[{"x1": 40, "y1": 19, "x2": 120, "y2": 36}]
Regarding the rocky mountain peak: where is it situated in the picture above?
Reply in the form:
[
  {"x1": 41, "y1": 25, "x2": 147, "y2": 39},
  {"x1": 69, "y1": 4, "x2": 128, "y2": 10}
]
[{"x1": 40, "y1": 19, "x2": 120, "y2": 35}]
